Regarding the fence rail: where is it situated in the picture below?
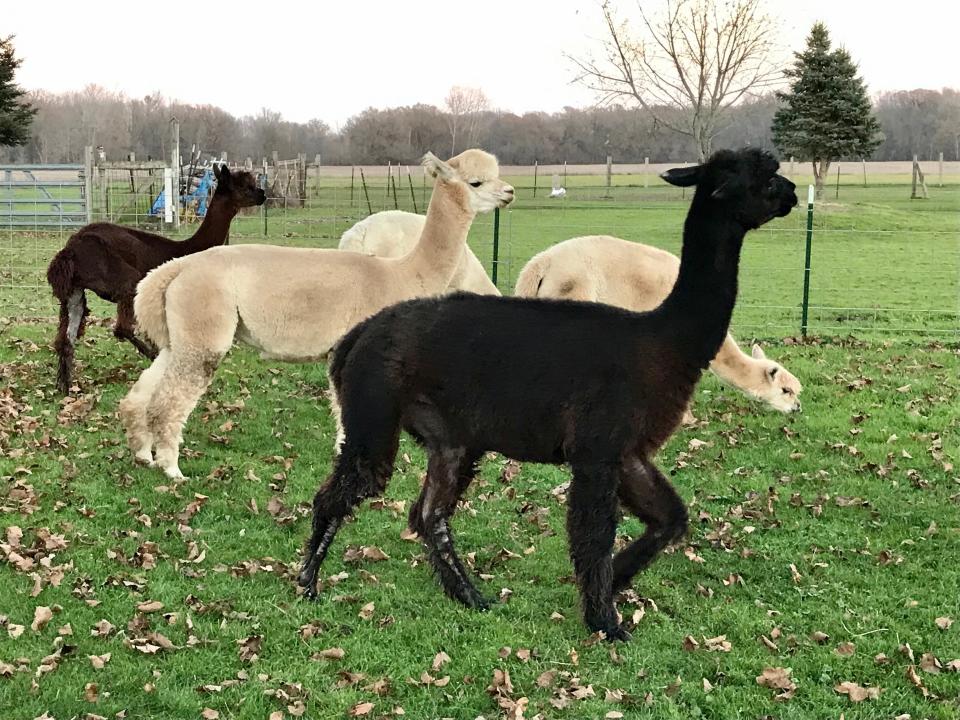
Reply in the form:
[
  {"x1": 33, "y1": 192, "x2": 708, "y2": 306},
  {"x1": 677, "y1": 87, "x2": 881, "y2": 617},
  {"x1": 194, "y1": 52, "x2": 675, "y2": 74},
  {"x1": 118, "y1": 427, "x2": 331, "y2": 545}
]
[{"x1": 1, "y1": 161, "x2": 957, "y2": 340}]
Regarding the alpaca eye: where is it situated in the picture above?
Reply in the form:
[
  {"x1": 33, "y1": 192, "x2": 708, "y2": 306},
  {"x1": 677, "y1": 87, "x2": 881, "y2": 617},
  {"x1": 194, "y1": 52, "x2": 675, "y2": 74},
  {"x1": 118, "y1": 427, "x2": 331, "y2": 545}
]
[
  {"x1": 469, "y1": 181, "x2": 483, "y2": 188},
  {"x1": 782, "y1": 388, "x2": 792, "y2": 394}
]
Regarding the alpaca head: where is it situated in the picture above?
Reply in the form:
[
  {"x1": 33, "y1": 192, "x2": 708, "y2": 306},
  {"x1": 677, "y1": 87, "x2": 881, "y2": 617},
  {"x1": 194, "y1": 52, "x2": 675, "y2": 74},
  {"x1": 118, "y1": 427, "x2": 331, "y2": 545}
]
[
  {"x1": 422, "y1": 149, "x2": 515, "y2": 213},
  {"x1": 213, "y1": 165, "x2": 267, "y2": 209},
  {"x1": 660, "y1": 148, "x2": 797, "y2": 229},
  {"x1": 748, "y1": 344, "x2": 803, "y2": 413}
]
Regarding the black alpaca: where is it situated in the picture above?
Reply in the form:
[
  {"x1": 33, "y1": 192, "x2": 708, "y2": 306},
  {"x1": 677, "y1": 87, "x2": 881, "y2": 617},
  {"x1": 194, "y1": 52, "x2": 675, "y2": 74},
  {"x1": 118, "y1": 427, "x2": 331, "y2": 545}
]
[{"x1": 299, "y1": 148, "x2": 797, "y2": 640}]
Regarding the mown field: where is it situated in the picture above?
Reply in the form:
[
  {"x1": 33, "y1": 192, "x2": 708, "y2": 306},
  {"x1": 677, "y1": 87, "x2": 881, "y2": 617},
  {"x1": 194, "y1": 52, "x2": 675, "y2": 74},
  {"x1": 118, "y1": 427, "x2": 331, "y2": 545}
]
[{"x1": 1, "y1": 171, "x2": 958, "y2": 719}]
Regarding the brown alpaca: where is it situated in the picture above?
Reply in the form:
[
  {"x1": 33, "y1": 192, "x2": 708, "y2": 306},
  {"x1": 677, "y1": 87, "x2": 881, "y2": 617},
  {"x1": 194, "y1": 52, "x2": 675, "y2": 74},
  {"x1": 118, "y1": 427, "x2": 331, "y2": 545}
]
[{"x1": 45, "y1": 166, "x2": 265, "y2": 393}]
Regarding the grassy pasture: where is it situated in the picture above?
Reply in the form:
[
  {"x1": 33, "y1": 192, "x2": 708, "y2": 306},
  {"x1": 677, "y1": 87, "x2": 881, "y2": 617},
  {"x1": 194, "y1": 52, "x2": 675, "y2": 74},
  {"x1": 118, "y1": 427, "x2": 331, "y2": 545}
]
[{"x1": 0, "y1": 170, "x2": 958, "y2": 718}]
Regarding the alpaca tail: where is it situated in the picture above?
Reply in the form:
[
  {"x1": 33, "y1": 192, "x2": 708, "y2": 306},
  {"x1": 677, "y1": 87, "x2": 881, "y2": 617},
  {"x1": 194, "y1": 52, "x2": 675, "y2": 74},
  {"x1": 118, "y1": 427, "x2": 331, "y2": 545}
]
[
  {"x1": 46, "y1": 247, "x2": 77, "y2": 301},
  {"x1": 513, "y1": 251, "x2": 550, "y2": 297},
  {"x1": 133, "y1": 259, "x2": 185, "y2": 348}
]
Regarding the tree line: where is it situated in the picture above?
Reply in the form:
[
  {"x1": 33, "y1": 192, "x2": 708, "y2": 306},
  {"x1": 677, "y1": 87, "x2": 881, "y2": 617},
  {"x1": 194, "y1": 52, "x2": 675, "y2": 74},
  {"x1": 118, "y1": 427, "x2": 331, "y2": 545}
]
[{"x1": 0, "y1": 84, "x2": 957, "y2": 166}]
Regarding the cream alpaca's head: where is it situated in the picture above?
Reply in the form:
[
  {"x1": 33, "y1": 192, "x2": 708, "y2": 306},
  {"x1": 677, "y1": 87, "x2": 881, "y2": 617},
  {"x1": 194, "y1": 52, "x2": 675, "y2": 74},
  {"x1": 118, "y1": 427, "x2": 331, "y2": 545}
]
[
  {"x1": 748, "y1": 344, "x2": 803, "y2": 413},
  {"x1": 422, "y1": 149, "x2": 515, "y2": 213}
]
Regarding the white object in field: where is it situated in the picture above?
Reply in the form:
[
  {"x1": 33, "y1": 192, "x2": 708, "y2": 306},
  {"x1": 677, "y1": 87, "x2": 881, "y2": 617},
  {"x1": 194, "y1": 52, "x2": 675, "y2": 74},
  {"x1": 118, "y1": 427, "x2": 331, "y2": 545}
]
[
  {"x1": 807, "y1": 184, "x2": 815, "y2": 205},
  {"x1": 549, "y1": 172, "x2": 566, "y2": 198},
  {"x1": 163, "y1": 168, "x2": 174, "y2": 223}
]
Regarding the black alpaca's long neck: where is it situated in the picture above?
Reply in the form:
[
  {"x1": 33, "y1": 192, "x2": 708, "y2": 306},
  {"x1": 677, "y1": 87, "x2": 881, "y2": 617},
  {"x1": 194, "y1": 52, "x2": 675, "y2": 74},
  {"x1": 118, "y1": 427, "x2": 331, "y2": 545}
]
[
  {"x1": 658, "y1": 200, "x2": 747, "y2": 370},
  {"x1": 177, "y1": 194, "x2": 236, "y2": 255}
]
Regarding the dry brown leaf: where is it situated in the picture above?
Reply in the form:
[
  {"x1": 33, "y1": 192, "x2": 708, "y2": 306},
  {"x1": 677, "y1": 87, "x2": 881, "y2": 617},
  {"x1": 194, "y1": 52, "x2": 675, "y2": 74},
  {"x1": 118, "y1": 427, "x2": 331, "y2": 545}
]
[
  {"x1": 84, "y1": 682, "x2": 99, "y2": 702},
  {"x1": 136, "y1": 600, "x2": 164, "y2": 613},
  {"x1": 88, "y1": 653, "x2": 111, "y2": 669},
  {"x1": 905, "y1": 664, "x2": 930, "y2": 697},
  {"x1": 7, "y1": 623, "x2": 24, "y2": 639},
  {"x1": 704, "y1": 635, "x2": 732, "y2": 652},
  {"x1": 810, "y1": 630, "x2": 829, "y2": 644},
  {"x1": 31, "y1": 606, "x2": 53, "y2": 632},
  {"x1": 313, "y1": 647, "x2": 345, "y2": 661},
  {"x1": 431, "y1": 651, "x2": 451, "y2": 671},
  {"x1": 200, "y1": 710, "x2": 219, "y2": 720},
  {"x1": 702, "y1": 677, "x2": 714, "y2": 693},
  {"x1": 835, "y1": 642, "x2": 856, "y2": 657},
  {"x1": 920, "y1": 652, "x2": 942, "y2": 674},
  {"x1": 536, "y1": 670, "x2": 557, "y2": 688},
  {"x1": 236, "y1": 635, "x2": 262, "y2": 663},
  {"x1": 756, "y1": 666, "x2": 796, "y2": 700},
  {"x1": 935, "y1": 616, "x2": 953, "y2": 631},
  {"x1": 682, "y1": 635, "x2": 699, "y2": 651},
  {"x1": 834, "y1": 681, "x2": 880, "y2": 702},
  {"x1": 358, "y1": 602, "x2": 375, "y2": 620}
]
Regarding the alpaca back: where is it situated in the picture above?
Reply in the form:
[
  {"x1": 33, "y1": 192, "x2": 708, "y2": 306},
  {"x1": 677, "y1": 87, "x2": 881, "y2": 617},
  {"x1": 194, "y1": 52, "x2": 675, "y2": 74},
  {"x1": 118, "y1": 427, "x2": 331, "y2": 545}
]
[
  {"x1": 515, "y1": 236, "x2": 680, "y2": 311},
  {"x1": 339, "y1": 211, "x2": 499, "y2": 296}
]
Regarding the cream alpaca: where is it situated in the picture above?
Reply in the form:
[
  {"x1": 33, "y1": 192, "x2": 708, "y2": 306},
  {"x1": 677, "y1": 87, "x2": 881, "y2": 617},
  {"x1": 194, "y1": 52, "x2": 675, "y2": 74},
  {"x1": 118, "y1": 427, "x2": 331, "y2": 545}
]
[
  {"x1": 514, "y1": 235, "x2": 802, "y2": 416},
  {"x1": 120, "y1": 149, "x2": 514, "y2": 479},
  {"x1": 339, "y1": 210, "x2": 499, "y2": 295}
]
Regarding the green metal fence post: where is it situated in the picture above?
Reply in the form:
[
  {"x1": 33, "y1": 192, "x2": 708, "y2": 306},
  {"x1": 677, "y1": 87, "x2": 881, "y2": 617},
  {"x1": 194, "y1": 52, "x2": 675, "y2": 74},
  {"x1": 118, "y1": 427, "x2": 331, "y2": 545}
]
[
  {"x1": 800, "y1": 184, "x2": 815, "y2": 336},
  {"x1": 492, "y1": 207, "x2": 500, "y2": 286}
]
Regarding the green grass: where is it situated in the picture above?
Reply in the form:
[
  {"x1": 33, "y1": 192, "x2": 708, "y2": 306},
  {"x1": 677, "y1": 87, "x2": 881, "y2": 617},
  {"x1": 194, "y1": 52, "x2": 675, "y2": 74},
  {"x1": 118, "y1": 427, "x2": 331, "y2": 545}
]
[{"x1": 1, "y1": 319, "x2": 959, "y2": 718}]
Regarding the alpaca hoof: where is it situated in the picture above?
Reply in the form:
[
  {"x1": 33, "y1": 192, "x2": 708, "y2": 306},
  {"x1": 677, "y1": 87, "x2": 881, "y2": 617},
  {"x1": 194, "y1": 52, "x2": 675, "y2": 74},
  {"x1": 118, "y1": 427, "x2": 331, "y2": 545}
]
[
  {"x1": 134, "y1": 450, "x2": 154, "y2": 465},
  {"x1": 162, "y1": 465, "x2": 185, "y2": 480},
  {"x1": 602, "y1": 625, "x2": 632, "y2": 643}
]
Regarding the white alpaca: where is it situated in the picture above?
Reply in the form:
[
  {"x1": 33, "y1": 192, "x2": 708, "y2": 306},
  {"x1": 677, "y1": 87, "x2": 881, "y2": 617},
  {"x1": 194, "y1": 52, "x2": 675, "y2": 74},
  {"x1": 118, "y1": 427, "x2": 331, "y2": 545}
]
[
  {"x1": 120, "y1": 149, "x2": 514, "y2": 479},
  {"x1": 338, "y1": 210, "x2": 499, "y2": 295},
  {"x1": 514, "y1": 235, "x2": 803, "y2": 418}
]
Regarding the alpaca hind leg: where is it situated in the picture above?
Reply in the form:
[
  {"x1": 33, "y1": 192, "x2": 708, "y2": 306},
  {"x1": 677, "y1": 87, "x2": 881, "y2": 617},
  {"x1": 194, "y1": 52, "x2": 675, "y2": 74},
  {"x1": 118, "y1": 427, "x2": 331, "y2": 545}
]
[
  {"x1": 611, "y1": 458, "x2": 688, "y2": 593},
  {"x1": 147, "y1": 353, "x2": 221, "y2": 479},
  {"x1": 298, "y1": 436, "x2": 399, "y2": 598},
  {"x1": 54, "y1": 295, "x2": 76, "y2": 393},
  {"x1": 119, "y1": 349, "x2": 172, "y2": 465},
  {"x1": 567, "y1": 462, "x2": 627, "y2": 640},
  {"x1": 412, "y1": 448, "x2": 487, "y2": 609},
  {"x1": 115, "y1": 297, "x2": 157, "y2": 359}
]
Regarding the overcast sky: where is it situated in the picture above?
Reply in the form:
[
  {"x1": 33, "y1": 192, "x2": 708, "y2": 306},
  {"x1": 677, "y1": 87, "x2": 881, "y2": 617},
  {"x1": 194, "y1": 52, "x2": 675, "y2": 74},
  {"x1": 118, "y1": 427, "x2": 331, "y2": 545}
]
[{"x1": 5, "y1": 1, "x2": 957, "y2": 128}]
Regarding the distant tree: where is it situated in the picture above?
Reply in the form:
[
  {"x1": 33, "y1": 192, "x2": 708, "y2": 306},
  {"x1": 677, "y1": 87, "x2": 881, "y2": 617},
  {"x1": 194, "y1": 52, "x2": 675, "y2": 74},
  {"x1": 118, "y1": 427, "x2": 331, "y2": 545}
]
[
  {"x1": 772, "y1": 22, "x2": 882, "y2": 198},
  {"x1": 570, "y1": 0, "x2": 780, "y2": 161},
  {"x1": 444, "y1": 86, "x2": 489, "y2": 156},
  {"x1": 0, "y1": 35, "x2": 37, "y2": 146}
]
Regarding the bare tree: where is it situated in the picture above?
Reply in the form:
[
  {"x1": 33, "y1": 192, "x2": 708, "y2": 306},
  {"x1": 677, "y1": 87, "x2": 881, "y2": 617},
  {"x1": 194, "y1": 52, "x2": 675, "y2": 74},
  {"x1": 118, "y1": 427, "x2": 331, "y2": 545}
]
[
  {"x1": 570, "y1": 0, "x2": 780, "y2": 160},
  {"x1": 445, "y1": 86, "x2": 489, "y2": 156}
]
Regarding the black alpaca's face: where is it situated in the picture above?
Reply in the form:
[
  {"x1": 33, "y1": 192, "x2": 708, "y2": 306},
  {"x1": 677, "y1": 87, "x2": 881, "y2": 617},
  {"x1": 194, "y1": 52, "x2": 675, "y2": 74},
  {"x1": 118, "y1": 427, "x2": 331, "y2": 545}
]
[
  {"x1": 216, "y1": 168, "x2": 267, "y2": 208},
  {"x1": 661, "y1": 149, "x2": 798, "y2": 229}
]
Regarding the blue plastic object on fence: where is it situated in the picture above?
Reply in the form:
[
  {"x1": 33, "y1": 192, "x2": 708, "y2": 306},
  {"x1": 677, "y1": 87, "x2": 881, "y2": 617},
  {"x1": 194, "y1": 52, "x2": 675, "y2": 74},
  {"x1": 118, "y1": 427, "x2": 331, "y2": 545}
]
[{"x1": 151, "y1": 168, "x2": 216, "y2": 218}]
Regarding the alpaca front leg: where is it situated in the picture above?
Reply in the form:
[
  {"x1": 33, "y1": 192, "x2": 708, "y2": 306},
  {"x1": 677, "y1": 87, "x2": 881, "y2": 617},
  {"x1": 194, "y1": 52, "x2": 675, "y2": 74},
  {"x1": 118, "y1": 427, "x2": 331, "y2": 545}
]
[
  {"x1": 120, "y1": 349, "x2": 172, "y2": 466},
  {"x1": 611, "y1": 459, "x2": 688, "y2": 592},
  {"x1": 147, "y1": 356, "x2": 217, "y2": 479},
  {"x1": 567, "y1": 463, "x2": 628, "y2": 641}
]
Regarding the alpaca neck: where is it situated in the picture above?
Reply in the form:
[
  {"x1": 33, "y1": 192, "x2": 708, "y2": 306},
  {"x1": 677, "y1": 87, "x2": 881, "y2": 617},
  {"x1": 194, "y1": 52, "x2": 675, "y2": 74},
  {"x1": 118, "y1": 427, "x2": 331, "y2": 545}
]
[
  {"x1": 708, "y1": 335, "x2": 755, "y2": 385},
  {"x1": 658, "y1": 204, "x2": 747, "y2": 369},
  {"x1": 396, "y1": 180, "x2": 475, "y2": 292},
  {"x1": 177, "y1": 195, "x2": 237, "y2": 255}
]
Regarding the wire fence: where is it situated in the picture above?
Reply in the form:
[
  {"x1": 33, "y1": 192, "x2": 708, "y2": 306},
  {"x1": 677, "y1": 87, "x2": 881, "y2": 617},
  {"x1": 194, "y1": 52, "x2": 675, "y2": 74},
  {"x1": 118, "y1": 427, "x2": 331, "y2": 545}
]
[{"x1": 1, "y1": 162, "x2": 958, "y2": 340}]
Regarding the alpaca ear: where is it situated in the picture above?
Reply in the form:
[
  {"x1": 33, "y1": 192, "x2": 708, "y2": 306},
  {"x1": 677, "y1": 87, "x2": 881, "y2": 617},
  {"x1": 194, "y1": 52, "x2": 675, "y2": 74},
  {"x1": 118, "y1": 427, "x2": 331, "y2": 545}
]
[
  {"x1": 660, "y1": 164, "x2": 700, "y2": 187},
  {"x1": 767, "y1": 365, "x2": 779, "y2": 379},
  {"x1": 218, "y1": 164, "x2": 231, "y2": 182},
  {"x1": 422, "y1": 152, "x2": 455, "y2": 180},
  {"x1": 751, "y1": 344, "x2": 766, "y2": 360}
]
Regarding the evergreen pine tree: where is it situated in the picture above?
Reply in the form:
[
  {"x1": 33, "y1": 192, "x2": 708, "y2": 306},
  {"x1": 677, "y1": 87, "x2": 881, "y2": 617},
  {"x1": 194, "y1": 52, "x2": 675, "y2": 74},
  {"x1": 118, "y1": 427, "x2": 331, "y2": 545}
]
[
  {"x1": 0, "y1": 35, "x2": 36, "y2": 147},
  {"x1": 772, "y1": 23, "x2": 882, "y2": 198}
]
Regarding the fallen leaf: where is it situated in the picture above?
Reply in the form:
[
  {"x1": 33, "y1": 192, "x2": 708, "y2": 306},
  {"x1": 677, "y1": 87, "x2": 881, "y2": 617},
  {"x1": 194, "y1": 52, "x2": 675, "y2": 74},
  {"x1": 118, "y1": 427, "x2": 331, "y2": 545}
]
[
  {"x1": 431, "y1": 651, "x2": 451, "y2": 671},
  {"x1": 312, "y1": 647, "x2": 345, "y2": 661},
  {"x1": 935, "y1": 616, "x2": 953, "y2": 631},
  {"x1": 358, "y1": 602, "x2": 375, "y2": 620},
  {"x1": 89, "y1": 653, "x2": 111, "y2": 669},
  {"x1": 835, "y1": 642, "x2": 856, "y2": 657},
  {"x1": 920, "y1": 652, "x2": 942, "y2": 674},
  {"x1": 84, "y1": 682, "x2": 99, "y2": 702},
  {"x1": 835, "y1": 681, "x2": 880, "y2": 702},
  {"x1": 31, "y1": 606, "x2": 53, "y2": 632},
  {"x1": 756, "y1": 667, "x2": 796, "y2": 701},
  {"x1": 201, "y1": 710, "x2": 219, "y2": 720},
  {"x1": 136, "y1": 600, "x2": 164, "y2": 613}
]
